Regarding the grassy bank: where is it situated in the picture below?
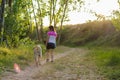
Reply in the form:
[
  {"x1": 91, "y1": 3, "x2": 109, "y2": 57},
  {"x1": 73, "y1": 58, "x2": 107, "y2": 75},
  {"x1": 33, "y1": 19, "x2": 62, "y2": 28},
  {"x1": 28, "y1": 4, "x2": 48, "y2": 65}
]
[{"x1": 88, "y1": 47, "x2": 120, "y2": 80}]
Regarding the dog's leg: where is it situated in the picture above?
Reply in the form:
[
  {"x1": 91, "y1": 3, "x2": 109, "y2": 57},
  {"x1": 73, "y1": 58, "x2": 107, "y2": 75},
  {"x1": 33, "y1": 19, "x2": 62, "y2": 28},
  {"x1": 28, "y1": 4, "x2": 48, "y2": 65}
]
[
  {"x1": 38, "y1": 46, "x2": 42, "y2": 65},
  {"x1": 38, "y1": 56, "x2": 42, "y2": 65},
  {"x1": 35, "y1": 57, "x2": 39, "y2": 67},
  {"x1": 36, "y1": 56, "x2": 40, "y2": 67},
  {"x1": 34, "y1": 53, "x2": 37, "y2": 67}
]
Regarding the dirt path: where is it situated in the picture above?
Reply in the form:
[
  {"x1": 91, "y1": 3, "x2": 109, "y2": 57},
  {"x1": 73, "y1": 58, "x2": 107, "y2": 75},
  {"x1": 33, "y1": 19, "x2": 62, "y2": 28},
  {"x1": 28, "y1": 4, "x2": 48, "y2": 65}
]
[{"x1": 1, "y1": 46, "x2": 107, "y2": 80}]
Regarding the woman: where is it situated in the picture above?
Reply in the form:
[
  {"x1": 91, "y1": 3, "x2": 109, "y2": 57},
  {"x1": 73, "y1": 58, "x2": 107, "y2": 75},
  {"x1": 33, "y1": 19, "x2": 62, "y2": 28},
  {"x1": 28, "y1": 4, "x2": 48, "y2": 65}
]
[{"x1": 46, "y1": 25, "x2": 57, "y2": 62}]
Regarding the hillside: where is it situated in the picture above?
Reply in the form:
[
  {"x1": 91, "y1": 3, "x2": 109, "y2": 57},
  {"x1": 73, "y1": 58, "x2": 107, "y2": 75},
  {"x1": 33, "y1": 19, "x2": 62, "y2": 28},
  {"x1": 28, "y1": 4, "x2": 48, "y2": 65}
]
[{"x1": 60, "y1": 20, "x2": 120, "y2": 47}]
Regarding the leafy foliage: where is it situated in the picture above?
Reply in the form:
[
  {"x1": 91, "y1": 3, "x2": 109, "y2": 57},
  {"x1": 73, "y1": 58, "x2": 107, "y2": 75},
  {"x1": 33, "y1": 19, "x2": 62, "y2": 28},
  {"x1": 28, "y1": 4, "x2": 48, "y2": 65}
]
[
  {"x1": 111, "y1": 1, "x2": 120, "y2": 31},
  {"x1": 112, "y1": 10, "x2": 120, "y2": 30},
  {"x1": 2, "y1": 0, "x2": 33, "y2": 47}
]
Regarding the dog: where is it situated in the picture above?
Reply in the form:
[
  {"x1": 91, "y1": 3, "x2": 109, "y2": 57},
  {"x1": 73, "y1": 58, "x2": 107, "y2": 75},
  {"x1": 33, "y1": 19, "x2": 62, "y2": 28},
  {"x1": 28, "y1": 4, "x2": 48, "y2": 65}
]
[{"x1": 33, "y1": 45, "x2": 42, "y2": 66}]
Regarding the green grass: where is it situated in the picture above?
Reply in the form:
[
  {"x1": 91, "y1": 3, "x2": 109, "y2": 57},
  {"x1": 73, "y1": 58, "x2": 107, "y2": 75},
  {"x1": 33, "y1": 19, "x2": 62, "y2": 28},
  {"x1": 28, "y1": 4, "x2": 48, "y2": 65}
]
[
  {"x1": 88, "y1": 47, "x2": 120, "y2": 80},
  {"x1": 0, "y1": 44, "x2": 46, "y2": 75}
]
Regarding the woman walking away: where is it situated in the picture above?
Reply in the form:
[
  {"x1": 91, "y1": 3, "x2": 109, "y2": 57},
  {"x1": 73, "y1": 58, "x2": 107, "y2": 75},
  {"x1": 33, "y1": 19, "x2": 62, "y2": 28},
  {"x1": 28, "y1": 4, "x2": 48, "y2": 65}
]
[{"x1": 46, "y1": 25, "x2": 57, "y2": 62}]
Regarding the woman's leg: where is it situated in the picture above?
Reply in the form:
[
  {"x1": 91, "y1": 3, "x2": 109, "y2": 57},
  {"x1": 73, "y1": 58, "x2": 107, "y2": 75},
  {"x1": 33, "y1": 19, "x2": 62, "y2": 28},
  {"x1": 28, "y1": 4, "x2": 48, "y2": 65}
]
[
  {"x1": 50, "y1": 49, "x2": 54, "y2": 62},
  {"x1": 46, "y1": 49, "x2": 50, "y2": 62}
]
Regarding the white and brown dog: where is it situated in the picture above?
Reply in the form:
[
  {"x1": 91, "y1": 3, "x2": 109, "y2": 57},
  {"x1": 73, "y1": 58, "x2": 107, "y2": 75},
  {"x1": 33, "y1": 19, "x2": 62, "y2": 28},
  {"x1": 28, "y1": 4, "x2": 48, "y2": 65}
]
[{"x1": 33, "y1": 45, "x2": 42, "y2": 66}]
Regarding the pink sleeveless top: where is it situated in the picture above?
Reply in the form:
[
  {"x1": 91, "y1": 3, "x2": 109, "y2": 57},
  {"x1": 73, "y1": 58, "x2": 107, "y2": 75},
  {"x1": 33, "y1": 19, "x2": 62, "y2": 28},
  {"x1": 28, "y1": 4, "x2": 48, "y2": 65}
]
[{"x1": 47, "y1": 31, "x2": 57, "y2": 44}]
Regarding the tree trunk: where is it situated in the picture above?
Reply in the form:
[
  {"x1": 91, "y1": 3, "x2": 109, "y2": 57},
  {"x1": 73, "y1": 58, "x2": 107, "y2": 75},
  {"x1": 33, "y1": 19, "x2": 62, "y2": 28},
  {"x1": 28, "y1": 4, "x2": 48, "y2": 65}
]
[
  {"x1": 0, "y1": 0, "x2": 5, "y2": 44},
  {"x1": 49, "y1": 0, "x2": 53, "y2": 26},
  {"x1": 26, "y1": 5, "x2": 32, "y2": 38},
  {"x1": 31, "y1": 0, "x2": 40, "y2": 41},
  {"x1": 36, "y1": 0, "x2": 44, "y2": 42},
  {"x1": 57, "y1": 0, "x2": 68, "y2": 45},
  {"x1": 53, "y1": 0, "x2": 57, "y2": 28}
]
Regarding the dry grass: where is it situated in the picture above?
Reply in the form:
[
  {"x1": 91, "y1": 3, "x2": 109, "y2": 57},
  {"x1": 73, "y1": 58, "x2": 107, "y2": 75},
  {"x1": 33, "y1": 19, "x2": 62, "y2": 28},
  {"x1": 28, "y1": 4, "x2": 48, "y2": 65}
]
[{"x1": 54, "y1": 46, "x2": 72, "y2": 53}]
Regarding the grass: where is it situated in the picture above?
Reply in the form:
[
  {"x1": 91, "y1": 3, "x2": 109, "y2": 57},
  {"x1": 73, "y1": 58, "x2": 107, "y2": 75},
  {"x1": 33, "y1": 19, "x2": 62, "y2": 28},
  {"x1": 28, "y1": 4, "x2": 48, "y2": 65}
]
[
  {"x1": 88, "y1": 47, "x2": 120, "y2": 80},
  {"x1": 32, "y1": 48, "x2": 106, "y2": 80},
  {"x1": 1, "y1": 42, "x2": 120, "y2": 80},
  {"x1": 0, "y1": 43, "x2": 46, "y2": 75},
  {"x1": 0, "y1": 45, "x2": 67, "y2": 75}
]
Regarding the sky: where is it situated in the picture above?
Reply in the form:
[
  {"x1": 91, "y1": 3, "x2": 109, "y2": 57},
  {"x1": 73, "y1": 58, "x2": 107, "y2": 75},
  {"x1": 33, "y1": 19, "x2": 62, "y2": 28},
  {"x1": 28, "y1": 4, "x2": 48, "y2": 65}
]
[{"x1": 43, "y1": 0, "x2": 119, "y2": 26}]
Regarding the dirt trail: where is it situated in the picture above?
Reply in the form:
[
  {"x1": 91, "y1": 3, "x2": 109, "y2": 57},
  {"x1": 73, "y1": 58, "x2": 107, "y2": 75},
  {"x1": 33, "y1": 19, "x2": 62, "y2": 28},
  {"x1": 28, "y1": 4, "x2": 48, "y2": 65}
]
[{"x1": 1, "y1": 47, "x2": 107, "y2": 80}]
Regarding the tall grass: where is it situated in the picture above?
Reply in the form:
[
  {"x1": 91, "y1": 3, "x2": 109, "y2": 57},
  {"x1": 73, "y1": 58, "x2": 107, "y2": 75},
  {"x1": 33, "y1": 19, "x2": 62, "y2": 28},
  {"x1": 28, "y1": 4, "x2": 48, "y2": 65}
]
[
  {"x1": 61, "y1": 20, "x2": 115, "y2": 46},
  {"x1": 89, "y1": 47, "x2": 120, "y2": 80}
]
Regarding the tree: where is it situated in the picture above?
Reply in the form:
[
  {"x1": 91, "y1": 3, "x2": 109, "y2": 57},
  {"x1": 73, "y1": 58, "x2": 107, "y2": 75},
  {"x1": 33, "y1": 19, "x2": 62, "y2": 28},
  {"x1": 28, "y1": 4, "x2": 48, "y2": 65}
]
[
  {"x1": 3, "y1": 0, "x2": 34, "y2": 47},
  {"x1": 0, "y1": 0, "x2": 85, "y2": 47},
  {"x1": 0, "y1": 0, "x2": 12, "y2": 46},
  {"x1": 31, "y1": 0, "x2": 40, "y2": 41},
  {"x1": 36, "y1": 0, "x2": 47, "y2": 42},
  {"x1": 111, "y1": 0, "x2": 120, "y2": 30},
  {"x1": 57, "y1": 0, "x2": 69, "y2": 44},
  {"x1": 46, "y1": 0, "x2": 84, "y2": 44},
  {"x1": 0, "y1": 0, "x2": 5, "y2": 44}
]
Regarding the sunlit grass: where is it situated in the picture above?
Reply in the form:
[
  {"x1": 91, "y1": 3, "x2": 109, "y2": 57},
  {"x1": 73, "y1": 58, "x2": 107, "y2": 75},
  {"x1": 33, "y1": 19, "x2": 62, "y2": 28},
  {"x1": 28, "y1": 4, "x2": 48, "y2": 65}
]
[
  {"x1": 0, "y1": 44, "x2": 39, "y2": 74},
  {"x1": 0, "y1": 47, "x2": 12, "y2": 55}
]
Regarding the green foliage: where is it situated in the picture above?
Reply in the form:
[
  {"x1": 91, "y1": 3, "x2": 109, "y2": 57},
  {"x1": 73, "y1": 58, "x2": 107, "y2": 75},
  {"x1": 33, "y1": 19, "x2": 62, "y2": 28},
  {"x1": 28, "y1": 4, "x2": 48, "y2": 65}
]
[
  {"x1": 112, "y1": 18, "x2": 120, "y2": 30},
  {"x1": 111, "y1": 0, "x2": 120, "y2": 31},
  {"x1": 0, "y1": 0, "x2": 34, "y2": 47}
]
